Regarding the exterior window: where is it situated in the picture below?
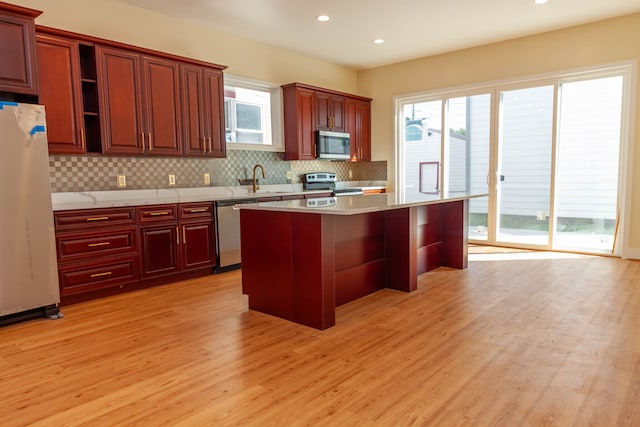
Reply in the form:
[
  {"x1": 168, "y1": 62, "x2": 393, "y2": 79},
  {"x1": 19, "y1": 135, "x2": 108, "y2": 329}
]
[{"x1": 224, "y1": 76, "x2": 283, "y2": 151}]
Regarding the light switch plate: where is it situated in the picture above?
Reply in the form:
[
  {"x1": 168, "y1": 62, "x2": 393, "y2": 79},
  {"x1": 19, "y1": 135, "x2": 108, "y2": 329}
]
[
  {"x1": 169, "y1": 174, "x2": 176, "y2": 186},
  {"x1": 204, "y1": 173, "x2": 211, "y2": 185},
  {"x1": 117, "y1": 174, "x2": 126, "y2": 188}
]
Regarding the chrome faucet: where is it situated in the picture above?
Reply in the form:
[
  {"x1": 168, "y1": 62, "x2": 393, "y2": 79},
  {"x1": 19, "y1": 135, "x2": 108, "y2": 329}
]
[{"x1": 252, "y1": 164, "x2": 265, "y2": 192}]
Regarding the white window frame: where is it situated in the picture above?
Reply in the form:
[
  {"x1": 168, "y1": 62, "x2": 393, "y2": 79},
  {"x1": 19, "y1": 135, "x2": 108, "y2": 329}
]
[{"x1": 224, "y1": 74, "x2": 284, "y2": 152}]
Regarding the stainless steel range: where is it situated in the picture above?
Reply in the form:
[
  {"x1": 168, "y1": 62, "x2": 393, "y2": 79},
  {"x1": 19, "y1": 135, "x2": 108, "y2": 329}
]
[{"x1": 303, "y1": 172, "x2": 363, "y2": 196}]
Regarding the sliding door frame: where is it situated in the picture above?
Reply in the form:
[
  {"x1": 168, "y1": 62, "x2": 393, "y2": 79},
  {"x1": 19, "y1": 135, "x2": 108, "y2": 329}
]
[{"x1": 393, "y1": 60, "x2": 637, "y2": 257}]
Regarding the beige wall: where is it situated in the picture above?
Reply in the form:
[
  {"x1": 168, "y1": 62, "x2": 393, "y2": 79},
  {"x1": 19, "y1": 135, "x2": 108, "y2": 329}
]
[
  {"x1": 358, "y1": 13, "x2": 640, "y2": 253},
  {"x1": 12, "y1": 0, "x2": 358, "y2": 92}
]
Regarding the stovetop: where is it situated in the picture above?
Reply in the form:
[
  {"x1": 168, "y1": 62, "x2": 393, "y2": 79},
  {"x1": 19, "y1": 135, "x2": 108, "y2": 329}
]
[
  {"x1": 304, "y1": 172, "x2": 336, "y2": 184},
  {"x1": 302, "y1": 172, "x2": 362, "y2": 196}
]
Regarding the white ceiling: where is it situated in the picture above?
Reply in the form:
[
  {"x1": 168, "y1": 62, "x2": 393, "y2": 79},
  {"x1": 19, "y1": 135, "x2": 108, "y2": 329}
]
[{"x1": 117, "y1": 0, "x2": 640, "y2": 69}]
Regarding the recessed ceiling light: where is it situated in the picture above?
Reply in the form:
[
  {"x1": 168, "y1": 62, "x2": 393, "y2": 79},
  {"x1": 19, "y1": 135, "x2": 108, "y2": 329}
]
[
  {"x1": 316, "y1": 15, "x2": 330, "y2": 22},
  {"x1": 373, "y1": 38, "x2": 385, "y2": 44},
  {"x1": 534, "y1": 0, "x2": 548, "y2": 4}
]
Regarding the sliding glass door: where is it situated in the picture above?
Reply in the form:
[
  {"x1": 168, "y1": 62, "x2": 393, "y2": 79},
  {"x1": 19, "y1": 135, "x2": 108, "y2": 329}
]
[
  {"x1": 396, "y1": 64, "x2": 630, "y2": 255},
  {"x1": 496, "y1": 85, "x2": 555, "y2": 247},
  {"x1": 554, "y1": 76, "x2": 623, "y2": 252}
]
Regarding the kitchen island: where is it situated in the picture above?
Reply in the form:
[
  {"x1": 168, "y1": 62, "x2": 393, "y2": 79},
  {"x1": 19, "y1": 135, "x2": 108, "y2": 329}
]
[{"x1": 239, "y1": 192, "x2": 487, "y2": 329}]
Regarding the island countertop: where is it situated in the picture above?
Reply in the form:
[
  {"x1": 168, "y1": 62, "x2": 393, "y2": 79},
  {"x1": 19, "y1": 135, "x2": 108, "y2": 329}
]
[{"x1": 238, "y1": 191, "x2": 489, "y2": 215}]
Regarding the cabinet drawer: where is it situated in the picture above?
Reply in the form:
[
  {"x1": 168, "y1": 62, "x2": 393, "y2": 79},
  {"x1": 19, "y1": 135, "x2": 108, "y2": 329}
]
[
  {"x1": 58, "y1": 256, "x2": 138, "y2": 296},
  {"x1": 179, "y1": 202, "x2": 213, "y2": 220},
  {"x1": 56, "y1": 226, "x2": 136, "y2": 261},
  {"x1": 54, "y1": 208, "x2": 135, "y2": 230},
  {"x1": 137, "y1": 204, "x2": 178, "y2": 223}
]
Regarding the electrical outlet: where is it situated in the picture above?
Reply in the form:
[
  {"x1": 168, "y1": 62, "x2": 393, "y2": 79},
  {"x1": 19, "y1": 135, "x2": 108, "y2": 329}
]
[
  {"x1": 117, "y1": 174, "x2": 126, "y2": 188},
  {"x1": 203, "y1": 173, "x2": 211, "y2": 185},
  {"x1": 348, "y1": 170, "x2": 353, "y2": 179},
  {"x1": 169, "y1": 174, "x2": 176, "y2": 186},
  {"x1": 286, "y1": 171, "x2": 292, "y2": 180}
]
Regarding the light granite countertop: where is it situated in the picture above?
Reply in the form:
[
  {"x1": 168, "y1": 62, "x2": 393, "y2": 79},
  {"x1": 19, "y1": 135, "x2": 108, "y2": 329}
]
[
  {"x1": 51, "y1": 181, "x2": 387, "y2": 211},
  {"x1": 238, "y1": 191, "x2": 489, "y2": 216}
]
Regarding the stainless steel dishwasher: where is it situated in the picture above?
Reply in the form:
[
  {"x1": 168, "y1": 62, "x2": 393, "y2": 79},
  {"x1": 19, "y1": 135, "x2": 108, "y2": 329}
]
[{"x1": 214, "y1": 198, "x2": 256, "y2": 272}]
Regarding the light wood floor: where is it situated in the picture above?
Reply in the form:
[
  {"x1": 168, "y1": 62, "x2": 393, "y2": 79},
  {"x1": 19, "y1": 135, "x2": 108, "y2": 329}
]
[{"x1": 2, "y1": 251, "x2": 640, "y2": 426}]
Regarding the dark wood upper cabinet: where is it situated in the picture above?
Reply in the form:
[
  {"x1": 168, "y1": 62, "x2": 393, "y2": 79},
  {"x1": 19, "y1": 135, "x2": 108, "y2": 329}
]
[
  {"x1": 141, "y1": 55, "x2": 181, "y2": 156},
  {"x1": 180, "y1": 65, "x2": 225, "y2": 157},
  {"x1": 203, "y1": 68, "x2": 225, "y2": 157},
  {"x1": 283, "y1": 82, "x2": 371, "y2": 161},
  {"x1": 0, "y1": 2, "x2": 41, "y2": 96},
  {"x1": 345, "y1": 98, "x2": 357, "y2": 160},
  {"x1": 315, "y1": 92, "x2": 344, "y2": 131},
  {"x1": 346, "y1": 97, "x2": 372, "y2": 161},
  {"x1": 282, "y1": 83, "x2": 316, "y2": 160},
  {"x1": 36, "y1": 34, "x2": 85, "y2": 154},
  {"x1": 96, "y1": 45, "x2": 144, "y2": 155},
  {"x1": 356, "y1": 99, "x2": 371, "y2": 161},
  {"x1": 181, "y1": 65, "x2": 206, "y2": 156},
  {"x1": 35, "y1": 26, "x2": 226, "y2": 158},
  {"x1": 97, "y1": 47, "x2": 182, "y2": 156}
]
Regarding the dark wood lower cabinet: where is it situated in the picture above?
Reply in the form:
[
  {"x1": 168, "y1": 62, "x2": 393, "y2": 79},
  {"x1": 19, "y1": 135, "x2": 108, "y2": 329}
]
[
  {"x1": 137, "y1": 202, "x2": 216, "y2": 279},
  {"x1": 240, "y1": 199, "x2": 469, "y2": 330},
  {"x1": 139, "y1": 224, "x2": 180, "y2": 278},
  {"x1": 181, "y1": 221, "x2": 215, "y2": 271},
  {"x1": 55, "y1": 202, "x2": 216, "y2": 304},
  {"x1": 58, "y1": 255, "x2": 139, "y2": 296}
]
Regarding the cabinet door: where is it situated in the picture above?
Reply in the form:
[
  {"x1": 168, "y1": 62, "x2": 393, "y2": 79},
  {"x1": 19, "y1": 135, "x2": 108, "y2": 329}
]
[
  {"x1": 181, "y1": 65, "x2": 207, "y2": 156},
  {"x1": 96, "y1": 45, "x2": 144, "y2": 155},
  {"x1": 203, "y1": 68, "x2": 226, "y2": 157},
  {"x1": 36, "y1": 34, "x2": 85, "y2": 154},
  {"x1": 139, "y1": 225, "x2": 180, "y2": 278},
  {"x1": 330, "y1": 95, "x2": 345, "y2": 131},
  {"x1": 315, "y1": 92, "x2": 344, "y2": 131},
  {"x1": 0, "y1": 10, "x2": 38, "y2": 95},
  {"x1": 283, "y1": 86, "x2": 316, "y2": 160},
  {"x1": 345, "y1": 98, "x2": 358, "y2": 160},
  {"x1": 181, "y1": 221, "x2": 215, "y2": 271},
  {"x1": 315, "y1": 91, "x2": 331, "y2": 131},
  {"x1": 141, "y1": 56, "x2": 182, "y2": 156},
  {"x1": 357, "y1": 100, "x2": 371, "y2": 161}
]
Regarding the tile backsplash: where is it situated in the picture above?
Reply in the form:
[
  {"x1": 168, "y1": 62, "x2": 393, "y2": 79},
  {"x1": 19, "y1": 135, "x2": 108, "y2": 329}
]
[{"x1": 49, "y1": 150, "x2": 387, "y2": 193}]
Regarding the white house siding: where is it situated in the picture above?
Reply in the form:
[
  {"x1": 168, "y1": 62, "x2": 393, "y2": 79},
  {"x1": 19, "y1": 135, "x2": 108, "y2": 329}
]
[{"x1": 497, "y1": 86, "x2": 554, "y2": 218}]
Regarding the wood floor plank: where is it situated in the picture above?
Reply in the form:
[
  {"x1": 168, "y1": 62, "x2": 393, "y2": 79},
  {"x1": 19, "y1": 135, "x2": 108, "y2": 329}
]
[{"x1": 1, "y1": 251, "x2": 640, "y2": 425}]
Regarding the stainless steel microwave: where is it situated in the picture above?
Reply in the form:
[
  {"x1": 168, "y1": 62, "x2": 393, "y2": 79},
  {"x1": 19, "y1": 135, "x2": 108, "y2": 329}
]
[{"x1": 316, "y1": 130, "x2": 351, "y2": 160}]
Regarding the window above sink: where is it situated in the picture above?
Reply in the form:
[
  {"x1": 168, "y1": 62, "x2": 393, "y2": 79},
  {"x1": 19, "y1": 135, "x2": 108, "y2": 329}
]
[{"x1": 224, "y1": 75, "x2": 284, "y2": 152}]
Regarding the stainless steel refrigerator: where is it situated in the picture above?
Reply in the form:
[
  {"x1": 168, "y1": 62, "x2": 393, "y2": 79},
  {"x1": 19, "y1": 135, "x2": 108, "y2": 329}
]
[{"x1": 0, "y1": 101, "x2": 60, "y2": 325}]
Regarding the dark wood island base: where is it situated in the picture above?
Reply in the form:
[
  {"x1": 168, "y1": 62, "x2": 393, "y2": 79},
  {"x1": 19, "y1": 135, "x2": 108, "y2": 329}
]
[{"x1": 240, "y1": 197, "x2": 469, "y2": 329}]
